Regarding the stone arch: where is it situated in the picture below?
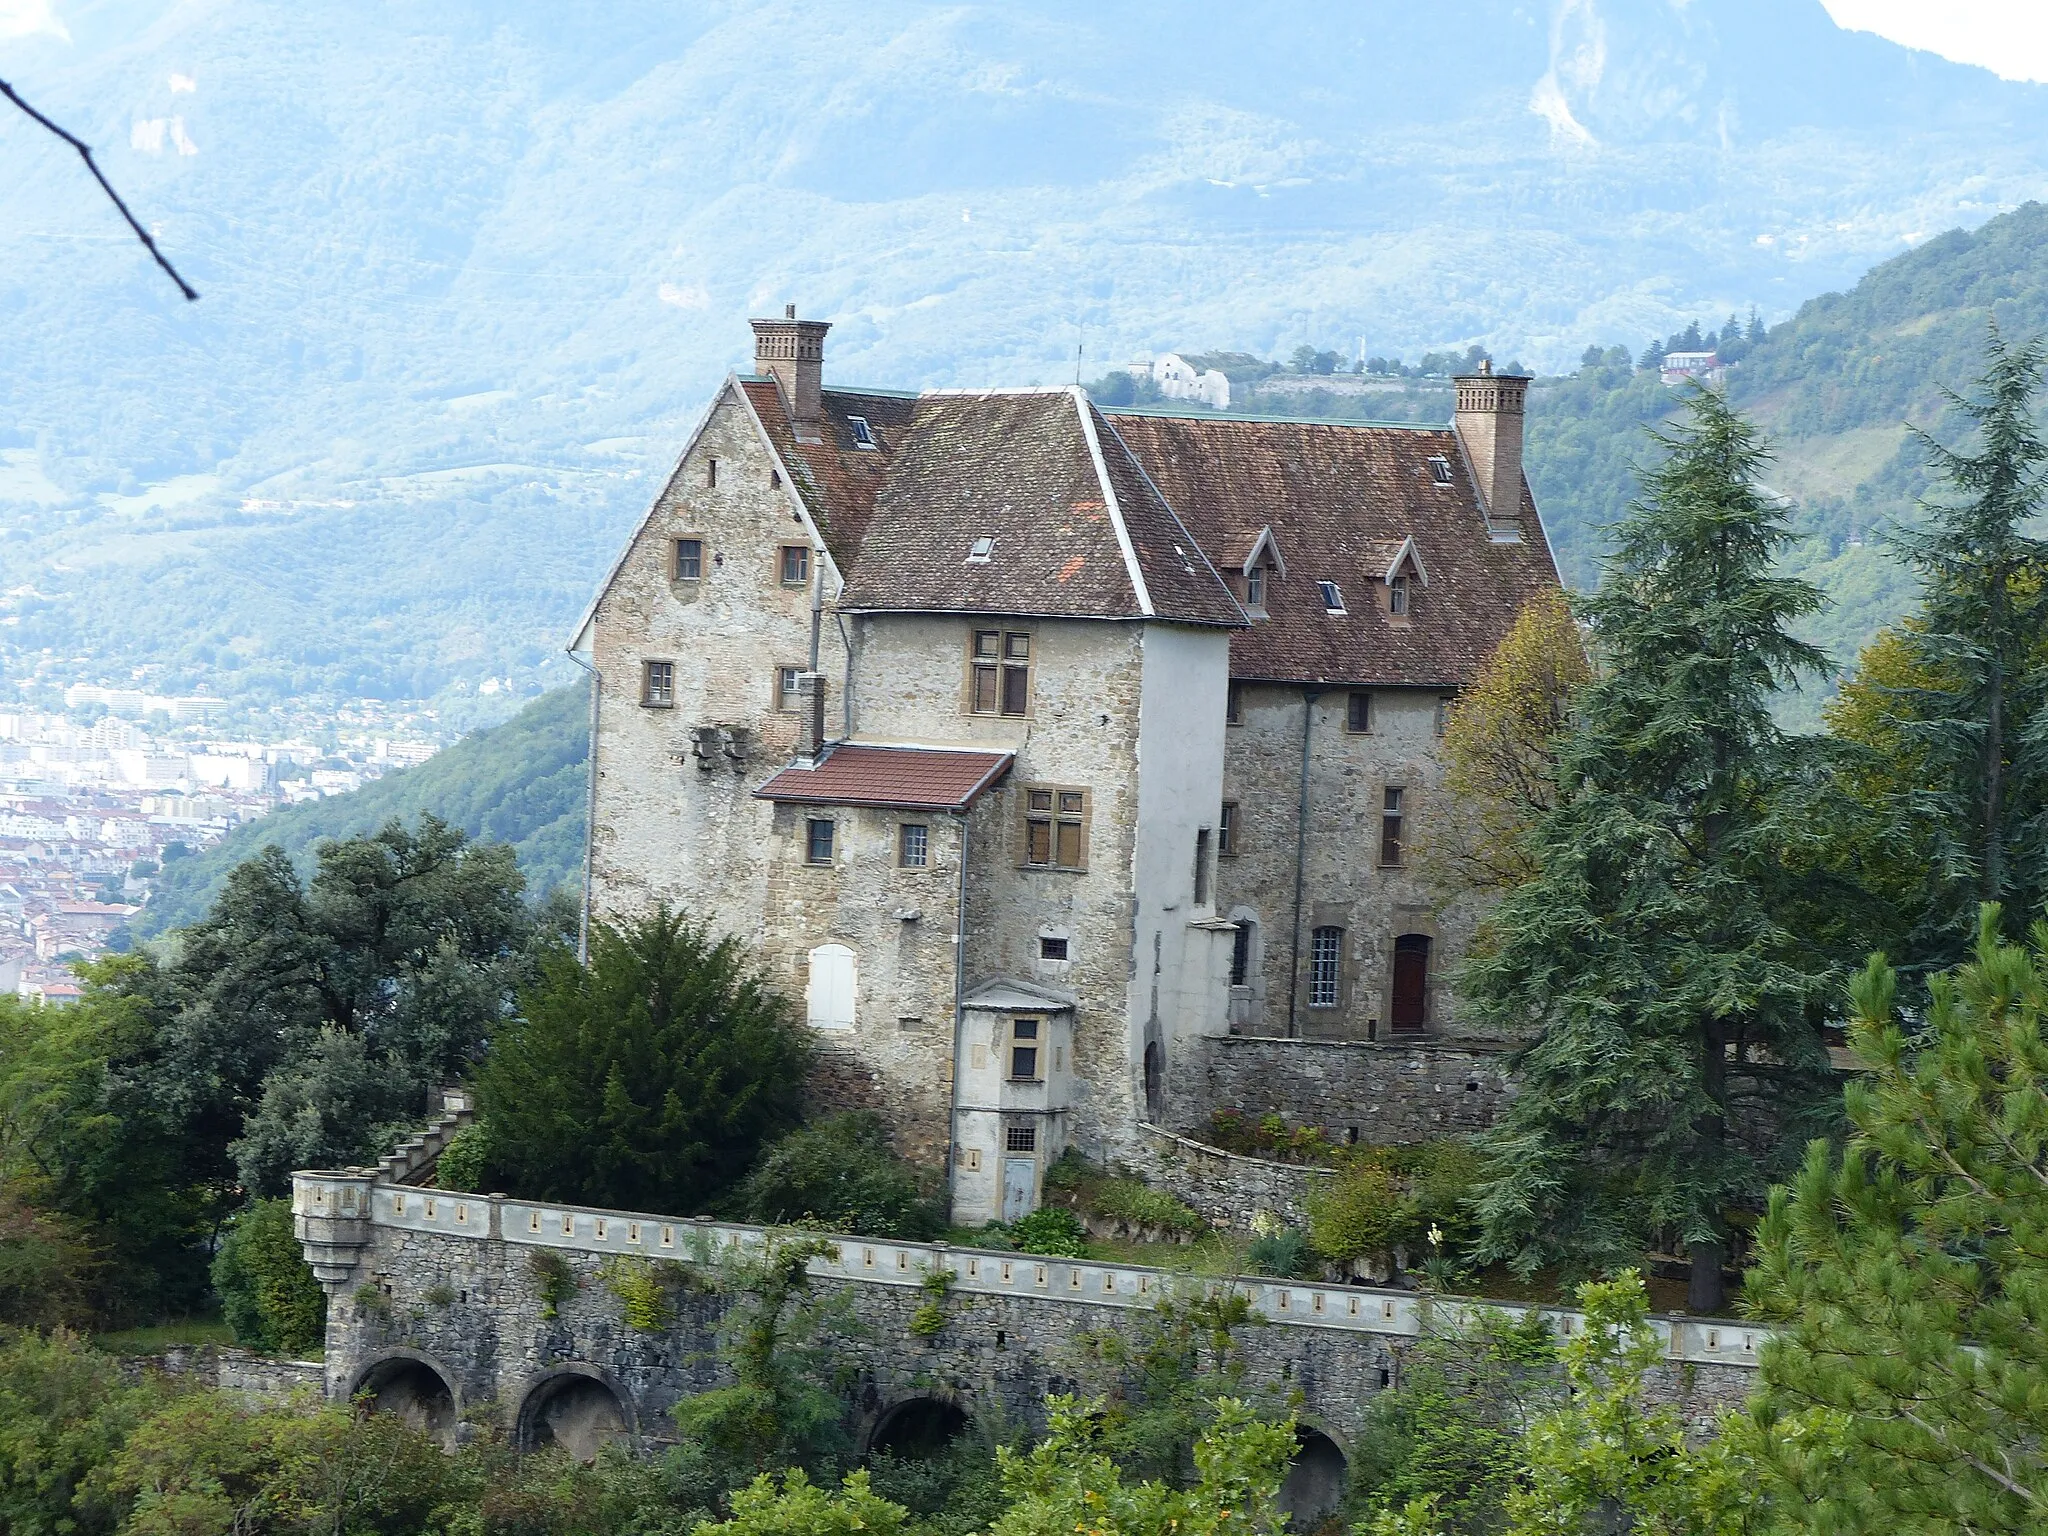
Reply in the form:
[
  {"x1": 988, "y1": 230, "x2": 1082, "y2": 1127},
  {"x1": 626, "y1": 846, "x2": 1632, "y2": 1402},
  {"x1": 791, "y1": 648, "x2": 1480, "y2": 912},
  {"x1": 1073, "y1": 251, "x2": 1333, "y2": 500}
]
[
  {"x1": 1142, "y1": 1036, "x2": 1165, "y2": 1123},
  {"x1": 864, "y1": 1392, "x2": 973, "y2": 1460},
  {"x1": 516, "y1": 1365, "x2": 636, "y2": 1460},
  {"x1": 1279, "y1": 1422, "x2": 1350, "y2": 1528},
  {"x1": 349, "y1": 1351, "x2": 460, "y2": 1449}
]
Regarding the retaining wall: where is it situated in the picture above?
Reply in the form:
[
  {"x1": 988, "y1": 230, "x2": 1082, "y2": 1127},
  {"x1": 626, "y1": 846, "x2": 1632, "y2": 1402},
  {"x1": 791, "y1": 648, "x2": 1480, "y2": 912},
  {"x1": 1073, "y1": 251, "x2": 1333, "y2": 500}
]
[{"x1": 1196, "y1": 1035, "x2": 1515, "y2": 1142}]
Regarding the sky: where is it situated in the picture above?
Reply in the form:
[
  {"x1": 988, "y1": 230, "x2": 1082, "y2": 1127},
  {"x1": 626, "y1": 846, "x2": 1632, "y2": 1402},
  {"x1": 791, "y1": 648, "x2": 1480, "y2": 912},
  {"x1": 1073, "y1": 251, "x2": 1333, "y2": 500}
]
[{"x1": 1819, "y1": 0, "x2": 2048, "y2": 81}]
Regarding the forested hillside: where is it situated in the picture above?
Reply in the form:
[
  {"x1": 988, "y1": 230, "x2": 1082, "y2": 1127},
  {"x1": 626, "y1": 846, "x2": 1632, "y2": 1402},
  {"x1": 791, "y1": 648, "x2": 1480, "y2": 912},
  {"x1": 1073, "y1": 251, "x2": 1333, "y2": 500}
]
[{"x1": 133, "y1": 684, "x2": 588, "y2": 937}]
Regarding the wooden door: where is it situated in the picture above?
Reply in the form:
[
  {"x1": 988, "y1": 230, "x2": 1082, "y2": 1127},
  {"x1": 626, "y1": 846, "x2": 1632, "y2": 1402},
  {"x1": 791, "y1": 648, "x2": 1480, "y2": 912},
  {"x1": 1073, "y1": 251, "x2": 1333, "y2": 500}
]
[{"x1": 1391, "y1": 935, "x2": 1430, "y2": 1031}]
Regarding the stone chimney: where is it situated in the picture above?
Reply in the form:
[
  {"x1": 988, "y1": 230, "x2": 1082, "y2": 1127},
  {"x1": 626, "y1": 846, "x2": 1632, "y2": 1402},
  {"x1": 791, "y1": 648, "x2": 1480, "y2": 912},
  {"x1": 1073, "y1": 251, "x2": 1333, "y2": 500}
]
[
  {"x1": 795, "y1": 672, "x2": 827, "y2": 763},
  {"x1": 751, "y1": 304, "x2": 831, "y2": 430},
  {"x1": 1452, "y1": 359, "x2": 1530, "y2": 532}
]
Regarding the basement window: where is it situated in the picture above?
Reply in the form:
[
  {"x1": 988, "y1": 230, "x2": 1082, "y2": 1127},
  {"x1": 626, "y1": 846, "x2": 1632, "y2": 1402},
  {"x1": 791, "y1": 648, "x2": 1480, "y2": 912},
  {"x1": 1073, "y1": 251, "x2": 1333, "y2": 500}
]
[
  {"x1": 1039, "y1": 935, "x2": 1068, "y2": 961},
  {"x1": 1319, "y1": 581, "x2": 1346, "y2": 614},
  {"x1": 1428, "y1": 455, "x2": 1454, "y2": 486},
  {"x1": 848, "y1": 415, "x2": 878, "y2": 449},
  {"x1": 967, "y1": 536, "x2": 996, "y2": 564}
]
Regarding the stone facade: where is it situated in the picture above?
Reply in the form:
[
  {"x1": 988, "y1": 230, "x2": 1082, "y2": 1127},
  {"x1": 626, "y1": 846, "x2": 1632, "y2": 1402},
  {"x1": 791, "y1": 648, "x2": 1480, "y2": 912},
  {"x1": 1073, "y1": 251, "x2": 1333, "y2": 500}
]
[
  {"x1": 1127, "y1": 1124, "x2": 1333, "y2": 1230},
  {"x1": 1187, "y1": 1036, "x2": 1515, "y2": 1143}
]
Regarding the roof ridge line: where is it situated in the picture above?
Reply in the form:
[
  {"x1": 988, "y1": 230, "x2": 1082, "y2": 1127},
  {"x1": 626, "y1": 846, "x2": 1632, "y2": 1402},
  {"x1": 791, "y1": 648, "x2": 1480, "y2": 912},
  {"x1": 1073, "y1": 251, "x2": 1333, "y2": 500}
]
[
  {"x1": 1071, "y1": 387, "x2": 1154, "y2": 619},
  {"x1": 1102, "y1": 405, "x2": 1452, "y2": 431},
  {"x1": 1096, "y1": 412, "x2": 1247, "y2": 625}
]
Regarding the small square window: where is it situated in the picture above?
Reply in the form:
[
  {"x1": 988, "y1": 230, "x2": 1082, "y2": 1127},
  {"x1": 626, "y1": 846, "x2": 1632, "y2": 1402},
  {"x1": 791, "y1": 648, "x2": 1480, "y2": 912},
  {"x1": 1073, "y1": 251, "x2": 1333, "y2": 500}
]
[
  {"x1": 1006, "y1": 1122, "x2": 1037, "y2": 1153},
  {"x1": 1428, "y1": 455, "x2": 1454, "y2": 486},
  {"x1": 1319, "y1": 581, "x2": 1346, "y2": 614},
  {"x1": 780, "y1": 545, "x2": 810, "y2": 585},
  {"x1": 805, "y1": 818, "x2": 835, "y2": 865},
  {"x1": 773, "y1": 665, "x2": 804, "y2": 712},
  {"x1": 968, "y1": 536, "x2": 996, "y2": 563},
  {"x1": 1039, "y1": 935, "x2": 1068, "y2": 961},
  {"x1": 674, "y1": 538, "x2": 703, "y2": 581},
  {"x1": 1346, "y1": 692, "x2": 1372, "y2": 734},
  {"x1": 642, "y1": 661, "x2": 675, "y2": 708},
  {"x1": 899, "y1": 823, "x2": 929, "y2": 868},
  {"x1": 848, "y1": 415, "x2": 877, "y2": 449}
]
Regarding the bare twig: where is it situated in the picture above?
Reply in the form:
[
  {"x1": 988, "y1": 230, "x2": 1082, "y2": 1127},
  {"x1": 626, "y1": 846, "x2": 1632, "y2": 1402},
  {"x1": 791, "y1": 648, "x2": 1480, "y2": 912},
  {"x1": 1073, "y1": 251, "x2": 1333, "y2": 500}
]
[{"x1": 1, "y1": 75, "x2": 199, "y2": 300}]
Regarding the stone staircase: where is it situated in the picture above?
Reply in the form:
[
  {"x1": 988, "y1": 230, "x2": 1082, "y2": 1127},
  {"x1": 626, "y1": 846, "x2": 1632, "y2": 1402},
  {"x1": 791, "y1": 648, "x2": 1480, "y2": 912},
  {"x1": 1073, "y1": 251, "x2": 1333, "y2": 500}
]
[{"x1": 377, "y1": 1089, "x2": 477, "y2": 1186}]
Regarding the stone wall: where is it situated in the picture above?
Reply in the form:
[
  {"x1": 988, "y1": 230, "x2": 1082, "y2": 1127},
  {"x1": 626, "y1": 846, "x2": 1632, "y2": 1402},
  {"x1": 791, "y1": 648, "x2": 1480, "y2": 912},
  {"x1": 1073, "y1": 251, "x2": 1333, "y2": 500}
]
[
  {"x1": 128, "y1": 1346, "x2": 327, "y2": 1404},
  {"x1": 1128, "y1": 1124, "x2": 1331, "y2": 1230},
  {"x1": 1190, "y1": 1034, "x2": 1515, "y2": 1143}
]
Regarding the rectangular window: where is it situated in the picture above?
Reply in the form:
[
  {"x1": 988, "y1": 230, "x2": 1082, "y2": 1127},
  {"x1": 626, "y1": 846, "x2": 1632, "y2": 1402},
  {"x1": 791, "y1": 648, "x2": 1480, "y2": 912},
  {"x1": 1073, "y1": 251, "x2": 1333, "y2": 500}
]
[
  {"x1": 1009, "y1": 1017, "x2": 1042, "y2": 1081},
  {"x1": 641, "y1": 661, "x2": 674, "y2": 708},
  {"x1": 1245, "y1": 567, "x2": 1265, "y2": 609},
  {"x1": 1226, "y1": 680, "x2": 1243, "y2": 725},
  {"x1": 674, "y1": 538, "x2": 703, "y2": 580},
  {"x1": 847, "y1": 415, "x2": 877, "y2": 449},
  {"x1": 805, "y1": 818, "x2": 835, "y2": 865},
  {"x1": 970, "y1": 630, "x2": 1031, "y2": 716},
  {"x1": 1435, "y1": 696, "x2": 1452, "y2": 737},
  {"x1": 1219, "y1": 801, "x2": 1238, "y2": 857},
  {"x1": 1310, "y1": 926, "x2": 1343, "y2": 1008},
  {"x1": 706, "y1": 457, "x2": 718, "y2": 488},
  {"x1": 773, "y1": 665, "x2": 803, "y2": 712},
  {"x1": 1380, "y1": 787, "x2": 1405, "y2": 866},
  {"x1": 1389, "y1": 575, "x2": 1409, "y2": 616},
  {"x1": 780, "y1": 545, "x2": 810, "y2": 585},
  {"x1": 1346, "y1": 691, "x2": 1371, "y2": 734},
  {"x1": 1319, "y1": 580, "x2": 1346, "y2": 613},
  {"x1": 1006, "y1": 1121, "x2": 1038, "y2": 1153},
  {"x1": 1023, "y1": 786, "x2": 1087, "y2": 871},
  {"x1": 899, "y1": 822, "x2": 929, "y2": 868},
  {"x1": 1428, "y1": 455, "x2": 1454, "y2": 486},
  {"x1": 1039, "y1": 935, "x2": 1068, "y2": 961},
  {"x1": 1193, "y1": 828, "x2": 1212, "y2": 905},
  {"x1": 1230, "y1": 921, "x2": 1252, "y2": 986}
]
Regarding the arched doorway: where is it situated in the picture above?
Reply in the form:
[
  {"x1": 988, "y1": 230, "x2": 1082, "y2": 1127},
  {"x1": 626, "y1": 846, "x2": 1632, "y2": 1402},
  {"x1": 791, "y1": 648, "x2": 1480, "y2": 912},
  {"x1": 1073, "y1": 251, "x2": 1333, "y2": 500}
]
[
  {"x1": 1279, "y1": 1426, "x2": 1349, "y2": 1529},
  {"x1": 517, "y1": 1370, "x2": 631, "y2": 1460},
  {"x1": 1391, "y1": 934, "x2": 1431, "y2": 1032},
  {"x1": 352, "y1": 1355, "x2": 458, "y2": 1449},
  {"x1": 867, "y1": 1396, "x2": 970, "y2": 1460}
]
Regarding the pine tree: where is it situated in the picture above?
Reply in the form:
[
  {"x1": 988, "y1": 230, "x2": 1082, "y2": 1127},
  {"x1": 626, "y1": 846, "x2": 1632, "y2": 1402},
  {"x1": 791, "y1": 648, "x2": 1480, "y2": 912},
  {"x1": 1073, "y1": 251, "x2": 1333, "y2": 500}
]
[
  {"x1": 1746, "y1": 306, "x2": 1766, "y2": 346},
  {"x1": 1464, "y1": 387, "x2": 1841, "y2": 1314},
  {"x1": 1885, "y1": 327, "x2": 2048, "y2": 965}
]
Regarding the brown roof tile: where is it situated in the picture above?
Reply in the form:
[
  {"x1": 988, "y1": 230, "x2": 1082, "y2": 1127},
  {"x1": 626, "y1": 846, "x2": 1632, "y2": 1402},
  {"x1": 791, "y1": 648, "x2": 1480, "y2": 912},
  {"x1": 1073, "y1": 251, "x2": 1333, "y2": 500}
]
[
  {"x1": 753, "y1": 744, "x2": 1014, "y2": 812},
  {"x1": 741, "y1": 380, "x2": 916, "y2": 574},
  {"x1": 1102, "y1": 412, "x2": 1562, "y2": 688}
]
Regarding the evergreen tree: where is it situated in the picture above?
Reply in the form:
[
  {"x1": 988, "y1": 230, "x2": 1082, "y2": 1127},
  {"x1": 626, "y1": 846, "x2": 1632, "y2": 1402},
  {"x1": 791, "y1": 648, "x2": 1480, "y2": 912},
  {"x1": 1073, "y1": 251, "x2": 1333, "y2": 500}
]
[
  {"x1": 1637, "y1": 338, "x2": 1666, "y2": 371},
  {"x1": 1884, "y1": 327, "x2": 2048, "y2": 964},
  {"x1": 1745, "y1": 306, "x2": 1765, "y2": 346},
  {"x1": 1464, "y1": 387, "x2": 1841, "y2": 1313},
  {"x1": 1743, "y1": 908, "x2": 2048, "y2": 1532}
]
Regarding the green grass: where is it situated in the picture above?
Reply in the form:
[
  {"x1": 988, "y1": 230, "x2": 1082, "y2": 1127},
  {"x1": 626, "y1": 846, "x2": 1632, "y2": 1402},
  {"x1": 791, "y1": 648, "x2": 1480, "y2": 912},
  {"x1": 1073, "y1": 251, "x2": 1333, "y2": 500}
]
[{"x1": 92, "y1": 1318, "x2": 239, "y2": 1355}]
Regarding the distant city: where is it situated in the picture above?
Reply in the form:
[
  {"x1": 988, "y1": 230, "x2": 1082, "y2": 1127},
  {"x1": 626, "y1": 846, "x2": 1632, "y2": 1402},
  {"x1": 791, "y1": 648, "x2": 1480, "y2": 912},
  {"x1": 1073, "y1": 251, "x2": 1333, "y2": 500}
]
[{"x1": 0, "y1": 681, "x2": 444, "y2": 1002}]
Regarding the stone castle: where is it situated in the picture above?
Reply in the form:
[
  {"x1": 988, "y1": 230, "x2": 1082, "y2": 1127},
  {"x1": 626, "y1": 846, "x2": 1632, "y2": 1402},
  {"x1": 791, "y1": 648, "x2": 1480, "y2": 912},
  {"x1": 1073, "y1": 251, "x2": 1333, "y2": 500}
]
[{"x1": 573, "y1": 309, "x2": 1562, "y2": 1226}]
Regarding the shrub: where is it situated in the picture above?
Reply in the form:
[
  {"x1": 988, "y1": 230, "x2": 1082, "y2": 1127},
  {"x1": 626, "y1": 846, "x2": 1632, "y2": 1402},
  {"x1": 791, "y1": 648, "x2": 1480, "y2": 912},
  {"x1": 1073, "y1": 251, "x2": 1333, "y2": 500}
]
[
  {"x1": 738, "y1": 1112, "x2": 942, "y2": 1240},
  {"x1": 1204, "y1": 1108, "x2": 1337, "y2": 1165},
  {"x1": 530, "y1": 1249, "x2": 577, "y2": 1319},
  {"x1": 1042, "y1": 1151, "x2": 1206, "y2": 1240},
  {"x1": 1245, "y1": 1227, "x2": 1315, "y2": 1279},
  {"x1": 1010, "y1": 1207, "x2": 1088, "y2": 1257},
  {"x1": 0, "y1": 1187, "x2": 102, "y2": 1329},
  {"x1": 435, "y1": 1121, "x2": 492, "y2": 1192},
  {"x1": 600, "y1": 1256, "x2": 690, "y2": 1333},
  {"x1": 1304, "y1": 1158, "x2": 1408, "y2": 1264},
  {"x1": 211, "y1": 1199, "x2": 326, "y2": 1357}
]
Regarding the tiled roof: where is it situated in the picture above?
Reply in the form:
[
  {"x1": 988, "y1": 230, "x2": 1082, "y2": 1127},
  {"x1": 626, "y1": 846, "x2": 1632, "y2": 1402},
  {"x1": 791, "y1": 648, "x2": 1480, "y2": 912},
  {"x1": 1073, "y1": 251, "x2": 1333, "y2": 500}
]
[
  {"x1": 835, "y1": 389, "x2": 1243, "y2": 627},
  {"x1": 741, "y1": 380, "x2": 915, "y2": 574},
  {"x1": 1102, "y1": 412, "x2": 1563, "y2": 689},
  {"x1": 753, "y1": 744, "x2": 1014, "y2": 812}
]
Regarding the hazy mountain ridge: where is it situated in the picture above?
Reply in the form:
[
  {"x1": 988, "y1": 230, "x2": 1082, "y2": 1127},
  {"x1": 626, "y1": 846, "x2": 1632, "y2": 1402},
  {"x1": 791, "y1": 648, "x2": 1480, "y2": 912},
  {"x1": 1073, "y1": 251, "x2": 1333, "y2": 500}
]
[{"x1": 5, "y1": 0, "x2": 2047, "y2": 712}]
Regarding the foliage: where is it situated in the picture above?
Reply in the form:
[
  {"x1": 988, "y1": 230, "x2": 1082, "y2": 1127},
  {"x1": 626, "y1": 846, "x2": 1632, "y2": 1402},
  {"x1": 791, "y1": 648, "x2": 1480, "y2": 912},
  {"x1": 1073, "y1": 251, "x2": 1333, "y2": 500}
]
[
  {"x1": 0, "y1": 1327, "x2": 169, "y2": 1536},
  {"x1": 1009, "y1": 1207, "x2": 1089, "y2": 1258},
  {"x1": 1879, "y1": 330, "x2": 2048, "y2": 966},
  {"x1": 909, "y1": 1265, "x2": 954, "y2": 1337},
  {"x1": 1304, "y1": 1157, "x2": 1403, "y2": 1264},
  {"x1": 1349, "y1": 1303, "x2": 1560, "y2": 1536},
  {"x1": 671, "y1": 1234, "x2": 851, "y2": 1478},
  {"x1": 210, "y1": 1199, "x2": 326, "y2": 1357},
  {"x1": 1302, "y1": 1142, "x2": 1485, "y2": 1272},
  {"x1": 1204, "y1": 1109, "x2": 1338, "y2": 1165},
  {"x1": 692, "y1": 1467, "x2": 910, "y2": 1536},
  {"x1": 737, "y1": 1112, "x2": 942, "y2": 1240},
  {"x1": 1243, "y1": 1227, "x2": 1314, "y2": 1280},
  {"x1": 529, "y1": 1250, "x2": 578, "y2": 1320},
  {"x1": 1415, "y1": 589, "x2": 1592, "y2": 898},
  {"x1": 1464, "y1": 387, "x2": 1845, "y2": 1313},
  {"x1": 460, "y1": 1438, "x2": 721, "y2": 1536},
  {"x1": 436, "y1": 1121, "x2": 494, "y2": 1193},
  {"x1": 135, "y1": 685, "x2": 595, "y2": 936},
  {"x1": 988, "y1": 1394, "x2": 1296, "y2": 1536},
  {"x1": 1503, "y1": 1272, "x2": 1754, "y2": 1536},
  {"x1": 600, "y1": 1256, "x2": 691, "y2": 1333},
  {"x1": 0, "y1": 1188, "x2": 102, "y2": 1330},
  {"x1": 477, "y1": 906, "x2": 810, "y2": 1215},
  {"x1": 1741, "y1": 909, "x2": 2048, "y2": 1532},
  {"x1": 863, "y1": 1436, "x2": 1014, "y2": 1536},
  {"x1": 1042, "y1": 1153, "x2": 1205, "y2": 1240}
]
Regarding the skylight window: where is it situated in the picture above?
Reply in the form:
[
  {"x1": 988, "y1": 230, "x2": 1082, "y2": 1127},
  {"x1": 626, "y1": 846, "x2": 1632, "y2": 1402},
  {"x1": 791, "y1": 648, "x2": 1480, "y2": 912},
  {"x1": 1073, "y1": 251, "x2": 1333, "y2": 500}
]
[
  {"x1": 967, "y1": 536, "x2": 996, "y2": 564},
  {"x1": 1319, "y1": 581, "x2": 1346, "y2": 614},
  {"x1": 1427, "y1": 456, "x2": 1454, "y2": 486},
  {"x1": 847, "y1": 415, "x2": 878, "y2": 449}
]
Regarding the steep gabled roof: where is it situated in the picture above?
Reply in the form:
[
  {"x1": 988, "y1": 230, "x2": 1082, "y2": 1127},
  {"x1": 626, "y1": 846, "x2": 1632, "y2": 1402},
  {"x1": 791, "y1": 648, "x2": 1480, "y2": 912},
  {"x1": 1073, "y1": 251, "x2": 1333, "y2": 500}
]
[
  {"x1": 741, "y1": 379, "x2": 916, "y2": 574},
  {"x1": 838, "y1": 388, "x2": 1243, "y2": 627},
  {"x1": 1103, "y1": 412, "x2": 1562, "y2": 688}
]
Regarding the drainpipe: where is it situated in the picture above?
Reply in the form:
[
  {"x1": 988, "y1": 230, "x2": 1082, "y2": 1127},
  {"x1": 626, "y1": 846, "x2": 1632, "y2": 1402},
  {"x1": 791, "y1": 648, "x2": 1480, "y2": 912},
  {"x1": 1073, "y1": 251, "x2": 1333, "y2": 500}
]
[
  {"x1": 564, "y1": 649, "x2": 601, "y2": 965},
  {"x1": 1285, "y1": 687, "x2": 1321, "y2": 1038},
  {"x1": 945, "y1": 809, "x2": 972, "y2": 1216},
  {"x1": 808, "y1": 547, "x2": 824, "y2": 673},
  {"x1": 835, "y1": 611, "x2": 855, "y2": 740}
]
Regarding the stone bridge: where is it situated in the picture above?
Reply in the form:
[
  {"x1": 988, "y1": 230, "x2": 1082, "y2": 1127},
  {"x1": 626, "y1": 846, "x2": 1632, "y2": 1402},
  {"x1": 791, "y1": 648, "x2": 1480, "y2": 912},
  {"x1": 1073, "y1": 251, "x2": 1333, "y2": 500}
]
[{"x1": 293, "y1": 1168, "x2": 1767, "y2": 1513}]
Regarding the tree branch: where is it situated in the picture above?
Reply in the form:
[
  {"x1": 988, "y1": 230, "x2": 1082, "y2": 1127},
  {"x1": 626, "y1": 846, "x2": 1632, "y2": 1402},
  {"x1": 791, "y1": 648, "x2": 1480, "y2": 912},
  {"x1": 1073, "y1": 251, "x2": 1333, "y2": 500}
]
[{"x1": 1, "y1": 76, "x2": 199, "y2": 301}]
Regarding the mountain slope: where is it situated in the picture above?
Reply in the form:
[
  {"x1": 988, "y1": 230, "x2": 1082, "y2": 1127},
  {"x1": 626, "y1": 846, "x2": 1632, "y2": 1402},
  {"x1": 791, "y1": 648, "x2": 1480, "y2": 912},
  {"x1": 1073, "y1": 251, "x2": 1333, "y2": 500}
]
[
  {"x1": 5, "y1": 0, "x2": 2048, "y2": 714},
  {"x1": 132, "y1": 683, "x2": 589, "y2": 937}
]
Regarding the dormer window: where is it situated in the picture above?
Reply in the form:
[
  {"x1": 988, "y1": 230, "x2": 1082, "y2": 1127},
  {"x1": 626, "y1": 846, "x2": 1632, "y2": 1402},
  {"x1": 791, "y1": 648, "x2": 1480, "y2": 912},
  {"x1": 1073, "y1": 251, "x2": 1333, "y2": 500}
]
[
  {"x1": 1319, "y1": 581, "x2": 1346, "y2": 614},
  {"x1": 1389, "y1": 575, "x2": 1409, "y2": 616},
  {"x1": 848, "y1": 415, "x2": 877, "y2": 450},
  {"x1": 967, "y1": 536, "x2": 996, "y2": 564},
  {"x1": 1245, "y1": 567, "x2": 1266, "y2": 609},
  {"x1": 1428, "y1": 455, "x2": 1454, "y2": 486}
]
